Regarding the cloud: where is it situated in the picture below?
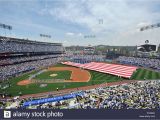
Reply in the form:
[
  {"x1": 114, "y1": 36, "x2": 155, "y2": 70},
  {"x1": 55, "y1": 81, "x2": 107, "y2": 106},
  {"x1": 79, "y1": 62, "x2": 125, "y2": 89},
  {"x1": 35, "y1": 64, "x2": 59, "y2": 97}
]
[
  {"x1": 78, "y1": 33, "x2": 83, "y2": 37},
  {"x1": 65, "y1": 32, "x2": 83, "y2": 37},
  {"x1": 66, "y1": 32, "x2": 75, "y2": 36},
  {"x1": 47, "y1": 0, "x2": 158, "y2": 34},
  {"x1": 1, "y1": 0, "x2": 160, "y2": 46}
]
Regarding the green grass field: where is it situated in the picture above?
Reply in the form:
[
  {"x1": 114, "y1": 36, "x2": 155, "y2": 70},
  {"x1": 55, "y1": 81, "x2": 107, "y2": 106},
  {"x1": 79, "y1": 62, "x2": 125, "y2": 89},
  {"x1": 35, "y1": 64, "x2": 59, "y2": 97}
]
[
  {"x1": 0, "y1": 63, "x2": 160, "y2": 96},
  {"x1": 34, "y1": 71, "x2": 71, "y2": 80}
]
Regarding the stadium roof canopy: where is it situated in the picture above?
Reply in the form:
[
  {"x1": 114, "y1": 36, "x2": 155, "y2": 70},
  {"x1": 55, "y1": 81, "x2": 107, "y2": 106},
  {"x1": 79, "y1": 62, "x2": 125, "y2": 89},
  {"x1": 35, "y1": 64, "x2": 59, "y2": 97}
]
[{"x1": 0, "y1": 36, "x2": 62, "y2": 46}]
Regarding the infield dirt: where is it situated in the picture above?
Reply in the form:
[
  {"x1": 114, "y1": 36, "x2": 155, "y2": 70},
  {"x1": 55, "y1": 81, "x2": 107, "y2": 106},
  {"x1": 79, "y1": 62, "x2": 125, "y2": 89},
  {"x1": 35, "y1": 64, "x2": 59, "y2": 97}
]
[{"x1": 17, "y1": 66, "x2": 91, "y2": 86}]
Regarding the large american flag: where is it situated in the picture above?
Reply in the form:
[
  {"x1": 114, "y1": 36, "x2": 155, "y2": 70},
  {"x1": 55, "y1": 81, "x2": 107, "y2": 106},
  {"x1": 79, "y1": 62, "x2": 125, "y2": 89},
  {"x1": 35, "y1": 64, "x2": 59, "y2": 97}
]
[{"x1": 62, "y1": 61, "x2": 137, "y2": 78}]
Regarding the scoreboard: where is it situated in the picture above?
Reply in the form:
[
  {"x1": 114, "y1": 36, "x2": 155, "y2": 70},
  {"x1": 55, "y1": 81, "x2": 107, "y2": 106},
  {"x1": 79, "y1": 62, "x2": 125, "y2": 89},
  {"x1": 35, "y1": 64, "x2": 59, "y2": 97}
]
[{"x1": 137, "y1": 44, "x2": 156, "y2": 52}]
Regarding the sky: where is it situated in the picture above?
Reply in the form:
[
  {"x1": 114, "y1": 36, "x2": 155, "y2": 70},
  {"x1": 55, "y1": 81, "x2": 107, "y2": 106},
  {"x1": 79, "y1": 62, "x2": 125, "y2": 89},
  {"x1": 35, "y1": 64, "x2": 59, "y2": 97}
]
[{"x1": 0, "y1": 0, "x2": 160, "y2": 46}]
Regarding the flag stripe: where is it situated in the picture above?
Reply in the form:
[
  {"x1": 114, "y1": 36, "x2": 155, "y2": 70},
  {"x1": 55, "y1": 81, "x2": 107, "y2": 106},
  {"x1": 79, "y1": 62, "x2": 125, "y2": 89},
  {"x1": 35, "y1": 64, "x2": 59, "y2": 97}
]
[{"x1": 62, "y1": 62, "x2": 137, "y2": 78}]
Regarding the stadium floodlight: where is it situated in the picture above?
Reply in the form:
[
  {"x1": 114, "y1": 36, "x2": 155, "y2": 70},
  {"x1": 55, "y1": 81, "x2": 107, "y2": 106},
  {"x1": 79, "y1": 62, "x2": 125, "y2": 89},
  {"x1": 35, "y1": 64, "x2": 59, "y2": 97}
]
[
  {"x1": 0, "y1": 23, "x2": 12, "y2": 30},
  {"x1": 0, "y1": 23, "x2": 12, "y2": 37},
  {"x1": 40, "y1": 34, "x2": 51, "y2": 38},
  {"x1": 84, "y1": 34, "x2": 96, "y2": 38},
  {"x1": 145, "y1": 40, "x2": 149, "y2": 44},
  {"x1": 98, "y1": 19, "x2": 103, "y2": 24},
  {"x1": 140, "y1": 23, "x2": 160, "y2": 31}
]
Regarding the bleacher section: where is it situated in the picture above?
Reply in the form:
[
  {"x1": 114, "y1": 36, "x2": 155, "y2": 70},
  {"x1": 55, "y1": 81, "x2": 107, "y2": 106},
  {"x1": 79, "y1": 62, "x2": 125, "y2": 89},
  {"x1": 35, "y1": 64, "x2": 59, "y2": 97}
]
[
  {"x1": 0, "y1": 36, "x2": 64, "y2": 54},
  {"x1": 0, "y1": 36, "x2": 65, "y2": 81}
]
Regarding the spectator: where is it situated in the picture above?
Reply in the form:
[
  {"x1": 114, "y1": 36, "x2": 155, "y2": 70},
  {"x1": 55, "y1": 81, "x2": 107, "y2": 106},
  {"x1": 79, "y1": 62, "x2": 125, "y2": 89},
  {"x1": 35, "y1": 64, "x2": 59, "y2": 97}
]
[
  {"x1": 117, "y1": 56, "x2": 160, "y2": 71},
  {"x1": 1, "y1": 80, "x2": 159, "y2": 109}
]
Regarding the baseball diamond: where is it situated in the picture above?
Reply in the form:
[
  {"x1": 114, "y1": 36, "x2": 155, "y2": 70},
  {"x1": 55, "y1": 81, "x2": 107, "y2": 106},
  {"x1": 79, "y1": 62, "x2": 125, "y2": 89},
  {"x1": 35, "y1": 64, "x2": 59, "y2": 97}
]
[
  {"x1": 0, "y1": 0, "x2": 160, "y2": 111},
  {"x1": 1, "y1": 63, "x2": 160, "y2": 96}
]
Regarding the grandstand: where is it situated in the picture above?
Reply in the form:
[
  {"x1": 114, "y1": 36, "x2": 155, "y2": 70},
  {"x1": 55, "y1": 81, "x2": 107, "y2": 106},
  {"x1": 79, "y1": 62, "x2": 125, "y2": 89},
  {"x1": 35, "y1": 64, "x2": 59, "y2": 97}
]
[
  {"x1": 117, "y1": 56, "x2": 160, "y2": 71},
  {"x1": 21, "y1": 80, "x2": 160, "y2": 109},
  {"x1": 0, "y1": 36, "x2": 64, "y2": 54},
  {"x1": 0, "y1": 1, "x2": 160, "y2": 114},
  {"x1": 0, "y1": 36, "x2": 65, "y2": 81},
  {"x1": 69, "y1": 55, "x2": 105, "y2": 63},
  {"x1": 2, "y1": 80, "x2": 160, "y2": 109}
]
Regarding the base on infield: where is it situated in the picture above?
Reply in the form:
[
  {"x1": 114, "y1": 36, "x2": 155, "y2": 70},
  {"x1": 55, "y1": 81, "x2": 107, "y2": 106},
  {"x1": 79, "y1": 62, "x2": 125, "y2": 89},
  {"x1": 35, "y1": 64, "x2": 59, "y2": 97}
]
[{"x1": 17, "y1": 66, "x2": 91, "y2": 86}]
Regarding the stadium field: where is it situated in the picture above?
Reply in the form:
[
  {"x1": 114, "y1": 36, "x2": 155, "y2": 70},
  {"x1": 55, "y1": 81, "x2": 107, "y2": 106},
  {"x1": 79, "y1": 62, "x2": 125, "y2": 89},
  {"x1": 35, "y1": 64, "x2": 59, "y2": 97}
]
[
  {"x1": 34, "y1": 71, "x2": 71, "y2": 80},
  {"x1": 0, "y1": 63, "x2": 160, "y2": 96}
]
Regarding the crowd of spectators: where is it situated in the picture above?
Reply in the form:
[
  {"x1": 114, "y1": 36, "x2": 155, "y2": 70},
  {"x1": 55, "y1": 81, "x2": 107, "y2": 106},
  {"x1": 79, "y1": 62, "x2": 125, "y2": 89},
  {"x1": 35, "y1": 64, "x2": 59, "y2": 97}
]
[
  {"x1": 0, "y1": 57, "x2": 63, "y2": 81},
  {"x1": 117, "y1": 56, "x2": 160, "y2": 71},
  {"x1": 0, "y1": 36, "x2": 65, "y2": 81},
  {"x1": 1, "y1": 80, "x2": 160, "y2": 109},
  {"x1": 0, "y1": 55, "x2": 62, "y2": 66},
  {"x1": 67, "y1": 55, "x2": 105, "y2": 62},
  {"x1": 0, "y1": 36, "x2": 64, "y2": 53}
]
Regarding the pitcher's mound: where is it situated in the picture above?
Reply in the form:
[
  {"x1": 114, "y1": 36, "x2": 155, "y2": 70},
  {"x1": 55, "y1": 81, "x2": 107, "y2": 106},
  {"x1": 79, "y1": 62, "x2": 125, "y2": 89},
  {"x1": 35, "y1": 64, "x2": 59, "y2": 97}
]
[
  {"x1": 50, "y1": 74, "x2": 57, "y2": 77},
  {"x1": 17, "y1": 80, "x2": 31, "y2": 86}
]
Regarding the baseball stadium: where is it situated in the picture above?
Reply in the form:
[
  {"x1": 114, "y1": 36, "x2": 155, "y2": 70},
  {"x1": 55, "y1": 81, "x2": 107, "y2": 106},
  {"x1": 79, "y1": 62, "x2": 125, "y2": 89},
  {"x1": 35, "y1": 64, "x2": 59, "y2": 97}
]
[{"x1": 0, "y1": 0, "x2": 160, "y2": 111}]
